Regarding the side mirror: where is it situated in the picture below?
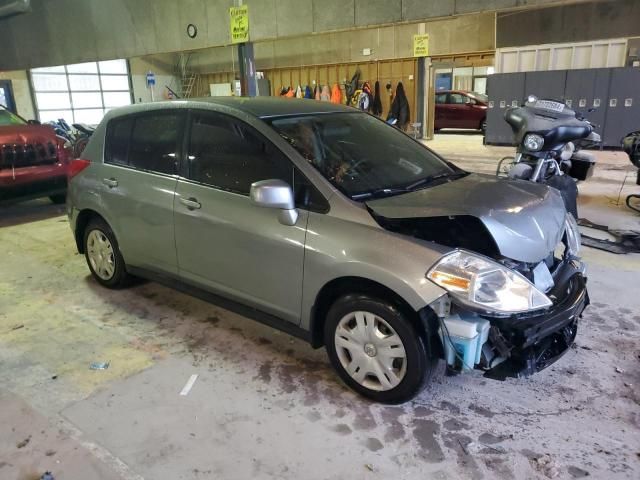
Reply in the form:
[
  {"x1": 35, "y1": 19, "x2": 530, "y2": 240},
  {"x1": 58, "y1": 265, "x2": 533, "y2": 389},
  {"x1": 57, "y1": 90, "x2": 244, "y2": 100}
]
[{"x1": 250, "y1": 179, "x2": 298, "y2": 226}]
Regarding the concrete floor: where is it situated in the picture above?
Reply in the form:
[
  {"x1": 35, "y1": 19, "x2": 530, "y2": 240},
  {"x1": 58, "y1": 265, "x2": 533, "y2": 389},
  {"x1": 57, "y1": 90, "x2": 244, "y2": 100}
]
[{"x1": 1, "y1": 133, "x2": 639, "y2": 480}]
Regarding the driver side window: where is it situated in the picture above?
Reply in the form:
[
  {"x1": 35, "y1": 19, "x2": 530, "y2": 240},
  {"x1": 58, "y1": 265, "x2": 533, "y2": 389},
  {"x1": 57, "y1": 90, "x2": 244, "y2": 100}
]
[{"x1": 188, "y1": 112, "x2": 293, "y2": 195}]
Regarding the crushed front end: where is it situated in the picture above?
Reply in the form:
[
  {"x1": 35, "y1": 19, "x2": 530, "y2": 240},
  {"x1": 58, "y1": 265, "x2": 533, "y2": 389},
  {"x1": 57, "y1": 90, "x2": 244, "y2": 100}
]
[{"x1": 423, "y1": 213, "x2": 589, "y2": 380}]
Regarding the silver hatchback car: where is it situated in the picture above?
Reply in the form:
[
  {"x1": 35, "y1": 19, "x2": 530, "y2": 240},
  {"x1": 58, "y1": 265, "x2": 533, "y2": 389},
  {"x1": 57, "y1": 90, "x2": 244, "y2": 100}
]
[{"x1": 67, "y1": 98, "x2": 588, "y2": 403}]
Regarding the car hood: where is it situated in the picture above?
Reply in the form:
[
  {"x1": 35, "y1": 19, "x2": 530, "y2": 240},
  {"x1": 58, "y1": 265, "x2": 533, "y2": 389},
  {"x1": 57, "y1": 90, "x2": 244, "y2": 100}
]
[
  {"x1": 366, "y1": 173, "x2": 566, "y2": 263},
  {"x1": 0, "y1": 124, "x2": 58, "y2": 145}
]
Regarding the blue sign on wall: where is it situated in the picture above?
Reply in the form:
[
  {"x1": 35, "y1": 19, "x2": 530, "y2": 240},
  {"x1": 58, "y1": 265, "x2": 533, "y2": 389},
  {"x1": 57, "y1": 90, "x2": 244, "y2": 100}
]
[{"x1": 146, "y1": 71, "x2": 156, "y2": 87}]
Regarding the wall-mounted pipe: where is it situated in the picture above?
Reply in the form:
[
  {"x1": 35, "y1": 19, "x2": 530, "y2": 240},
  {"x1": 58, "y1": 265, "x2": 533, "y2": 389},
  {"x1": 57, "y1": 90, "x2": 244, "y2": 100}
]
[{"x1": 0, "y1": 0, "x2": 31, "y2": 19}]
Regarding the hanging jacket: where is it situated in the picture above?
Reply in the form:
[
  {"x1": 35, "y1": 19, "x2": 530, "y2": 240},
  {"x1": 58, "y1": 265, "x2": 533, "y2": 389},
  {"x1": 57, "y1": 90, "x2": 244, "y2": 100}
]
[
  {"x1": 304, "y1": 85, "x2": 313, "y2": 99},
  {"x1": 285, "y1": 87, "x2": 295, "y2": 98},
  {"x1": 360, "y1": 82, "x2": 373, "y2": 111},
  {"x1": 314, "y1": 85, "x2": 321, "y2": 101},
  {"x1": 372, "y1": 81, "x2": 383, "y2": 116},
  {"x1": 320, "y1": 85, "x2": 331, "y2": 102},
  {"x1": 386, "y1": 82, "x2": 410, "y2": 129},
  {"x1": 295, "y1": 85, "x2": 303, "y2": 98},
  {"x1": 330, "y1": 84, "x2": 342, "y2": 104}
]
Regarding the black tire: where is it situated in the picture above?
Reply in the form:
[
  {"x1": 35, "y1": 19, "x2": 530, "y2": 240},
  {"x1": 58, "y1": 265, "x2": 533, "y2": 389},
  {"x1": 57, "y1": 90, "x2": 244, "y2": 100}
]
[
  {"x1": 480, "y1": 118, "x2": 487, "y2": 134},
  {"x1": 83, "y1": 217, "x2": 130, "y2": 288},
  {"x1": 49, "y1": 194, "x2": 66, "y2": 204},
  {"x1": 324, "y1": 294, "x2": 436, "y2": 404}
]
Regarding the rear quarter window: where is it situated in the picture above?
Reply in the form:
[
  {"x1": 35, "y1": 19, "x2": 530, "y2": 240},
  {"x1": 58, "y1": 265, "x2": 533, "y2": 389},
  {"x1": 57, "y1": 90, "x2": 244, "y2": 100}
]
[{"x1": 105, "y1": 112, "x2": 183, "y2": 175}]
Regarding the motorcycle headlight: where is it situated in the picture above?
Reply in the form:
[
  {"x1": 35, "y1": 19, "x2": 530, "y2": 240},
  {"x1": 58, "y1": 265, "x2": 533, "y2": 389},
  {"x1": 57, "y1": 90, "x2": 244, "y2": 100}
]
[
  {"x1": 524, "y1": 134, "x2": 544, "y2": 151},
  {"x1": 427, "y1": 250, "x2": 552, "y2": 315},
  {"x1": 564, "y1": 213, "x2": 581, "y2": 257}
]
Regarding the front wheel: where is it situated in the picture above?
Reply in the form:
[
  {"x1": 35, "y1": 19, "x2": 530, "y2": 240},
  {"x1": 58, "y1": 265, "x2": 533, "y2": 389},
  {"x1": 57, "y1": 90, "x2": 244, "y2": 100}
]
[{"x1": 324, "y1": 294, "x2": 435, "y2": 403}]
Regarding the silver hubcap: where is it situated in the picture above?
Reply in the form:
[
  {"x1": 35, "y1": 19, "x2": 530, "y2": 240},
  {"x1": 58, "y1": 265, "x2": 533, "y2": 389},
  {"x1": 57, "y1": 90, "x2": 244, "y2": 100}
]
[
  {"x1": 334, "y1": 311, "x2": 407, "y2": 392},
  {"x1": 87, "y1": 229, "x2": 115, "y2": 281}
]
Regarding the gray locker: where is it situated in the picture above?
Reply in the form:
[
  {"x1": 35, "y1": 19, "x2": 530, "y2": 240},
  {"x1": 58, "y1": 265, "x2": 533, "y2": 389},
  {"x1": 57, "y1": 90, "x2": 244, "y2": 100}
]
[
  {"x1": 603, "y1": 67, "x2": 640, "y2": 147},
  {"x1": 524, "y1": 70, "x2": 567, "y2": 101},
  {"x1": 486, "y1": 72, "x2": 525, "y2": 145},
  {"x1": 564, "y1": 68, "x2": 610, "y2": 139}
]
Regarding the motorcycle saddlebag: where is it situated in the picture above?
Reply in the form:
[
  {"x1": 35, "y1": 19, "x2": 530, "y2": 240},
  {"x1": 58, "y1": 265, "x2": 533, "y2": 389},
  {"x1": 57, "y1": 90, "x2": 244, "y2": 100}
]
[{"x1": 569, "y1": 151, "x2": 596, "y2": 181}]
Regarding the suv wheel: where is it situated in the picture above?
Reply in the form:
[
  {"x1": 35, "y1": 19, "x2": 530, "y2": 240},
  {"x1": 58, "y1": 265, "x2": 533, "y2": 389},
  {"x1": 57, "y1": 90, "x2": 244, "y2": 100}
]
[
  {"x1": 480, "y1": 119, "x2": 487, "y2": 134},
  {"x1": 83, "y1": 218, "x2": 129, "y2": 288},
  {"x1": 324, "y1": 294, "x2": 435, "y2": 403}
]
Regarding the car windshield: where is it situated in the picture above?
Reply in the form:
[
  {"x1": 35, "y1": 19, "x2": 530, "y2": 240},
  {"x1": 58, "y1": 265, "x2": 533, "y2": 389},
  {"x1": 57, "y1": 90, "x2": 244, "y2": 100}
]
[
  {"x1": 0, "y1": 107, "x2": 26, "y2": 126},
  {"x1": 267, "y1": 112, "x2": 459, "y2": 200}
]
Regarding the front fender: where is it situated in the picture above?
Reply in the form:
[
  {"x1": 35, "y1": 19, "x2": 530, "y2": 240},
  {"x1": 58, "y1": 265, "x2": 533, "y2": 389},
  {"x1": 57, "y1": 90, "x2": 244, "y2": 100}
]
[{"x1": 300, "y1": 212, "x2": 449, "y2": 330}]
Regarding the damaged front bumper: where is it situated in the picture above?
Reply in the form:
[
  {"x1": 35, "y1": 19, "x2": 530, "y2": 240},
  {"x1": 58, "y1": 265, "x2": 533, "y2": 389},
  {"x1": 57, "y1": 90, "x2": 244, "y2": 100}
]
[
  {"x1": 482, "y1": 267, "x2": 588, "y2": 380},
  {"x1": 427, "y1": 261, "x2": 589, "y2": 381}
]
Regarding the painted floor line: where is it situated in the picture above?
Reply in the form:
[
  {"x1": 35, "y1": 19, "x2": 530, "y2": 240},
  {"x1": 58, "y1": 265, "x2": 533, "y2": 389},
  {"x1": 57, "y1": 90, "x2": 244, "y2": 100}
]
[{"x1": 57, "y1": 414, "x2": 145, "y2": 480}]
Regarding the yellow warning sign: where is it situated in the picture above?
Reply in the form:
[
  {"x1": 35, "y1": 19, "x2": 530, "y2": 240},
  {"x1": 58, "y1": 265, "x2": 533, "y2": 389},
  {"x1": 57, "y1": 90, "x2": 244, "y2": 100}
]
[
  {"x1": 229, "y1": 5, "x2": 249, "y2": 44},
  {"x1": 413, "y1": 34, "x2": 429, "y2": 57}
]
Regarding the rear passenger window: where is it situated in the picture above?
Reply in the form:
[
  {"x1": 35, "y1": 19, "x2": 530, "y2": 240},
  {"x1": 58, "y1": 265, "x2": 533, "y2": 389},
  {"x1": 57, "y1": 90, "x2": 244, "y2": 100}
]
[
  {"x1": 188, "y1": 112, "x2": 292, "y2": 195},
  {"x1": 128, "y1": 113, "x2": 182, "y2": 175},
  {"x1": 435, "y1": 93, "x2": 447, "y2": 104},
  {"x1": 106, "y1": 113, "x2": 182, "y2": 174}
]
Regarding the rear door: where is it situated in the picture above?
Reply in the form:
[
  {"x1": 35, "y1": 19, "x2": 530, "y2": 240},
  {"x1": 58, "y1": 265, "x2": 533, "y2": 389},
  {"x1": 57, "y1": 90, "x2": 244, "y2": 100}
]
[
  {"x1": 97, "y1": 110, "x2": 184, "y2": 274},
  {"x1": 174, "y1": 110, "x2": 307, "y2": 323},
  {"x1": 446, "y1": 92, "x2": 470, "y2": 128},
  {"x1": 434, "y1": 92, "x2": 448, "y2": 129}
]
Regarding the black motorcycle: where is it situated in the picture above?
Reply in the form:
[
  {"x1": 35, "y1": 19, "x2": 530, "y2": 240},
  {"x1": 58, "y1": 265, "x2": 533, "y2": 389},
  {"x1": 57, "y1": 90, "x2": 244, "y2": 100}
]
[
  {"x1": 622, "y1": 131, "x2": 640, "y2": 213},
  {"x1": 497, "y1": 95, "x2": 600, "y2": 217}
]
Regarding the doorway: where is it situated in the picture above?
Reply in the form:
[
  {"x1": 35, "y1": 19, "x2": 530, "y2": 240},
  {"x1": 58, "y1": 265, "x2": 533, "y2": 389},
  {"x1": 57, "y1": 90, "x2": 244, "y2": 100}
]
[{"x1": 0, "y1": 80, "x2": 17, "y2": 113}]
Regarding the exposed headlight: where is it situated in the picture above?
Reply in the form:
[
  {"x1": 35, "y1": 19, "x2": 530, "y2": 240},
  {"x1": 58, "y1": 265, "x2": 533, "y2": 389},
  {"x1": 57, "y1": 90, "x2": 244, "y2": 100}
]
[
  {"x1": 427, "y1": 250, "x2": 552, "y2": 315},
  {"x1": 524, "y1": 133, "x2": 544, "y2": 151},
  {"x1": 564, "y1": 213, "x2": 581, "y2": 257}
]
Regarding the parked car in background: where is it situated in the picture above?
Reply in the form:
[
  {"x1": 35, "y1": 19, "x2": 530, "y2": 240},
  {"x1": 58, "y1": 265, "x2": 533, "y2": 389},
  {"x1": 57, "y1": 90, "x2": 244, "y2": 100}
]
[
  {"x1": 67, "y1": 98, "x2": 587, "y2": 403},
  {"x1": 0, "y1": 106, "x2": 72, "y2": 205},
  {"x1": 435, "y1": 90, "x2": 488, "y2": 133}
]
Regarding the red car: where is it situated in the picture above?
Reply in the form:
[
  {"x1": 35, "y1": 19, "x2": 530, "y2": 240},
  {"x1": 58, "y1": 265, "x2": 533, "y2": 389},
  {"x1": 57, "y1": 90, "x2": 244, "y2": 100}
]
[
  {"x1": 434, "y1": 90, "x2": 488, "y2": 133},
  {"x1": 0, "y1": 106, "x2": 72, "y2": 205}
]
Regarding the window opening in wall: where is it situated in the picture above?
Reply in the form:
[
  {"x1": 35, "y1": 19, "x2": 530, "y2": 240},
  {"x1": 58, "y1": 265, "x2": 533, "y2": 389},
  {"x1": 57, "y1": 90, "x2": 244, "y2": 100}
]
[{"x1": 30, "y1": 59, "x2": 132, "y2": 125}]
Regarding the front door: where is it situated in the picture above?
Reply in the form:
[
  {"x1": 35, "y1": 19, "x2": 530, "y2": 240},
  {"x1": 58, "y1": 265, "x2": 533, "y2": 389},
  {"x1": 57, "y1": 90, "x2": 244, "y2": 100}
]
[
  {"x1": 174, "y1": 111, "x2": 307, "y2": 323},
  {"x1": 97, "y1": 110, "x2": 184, "y2": 274}
]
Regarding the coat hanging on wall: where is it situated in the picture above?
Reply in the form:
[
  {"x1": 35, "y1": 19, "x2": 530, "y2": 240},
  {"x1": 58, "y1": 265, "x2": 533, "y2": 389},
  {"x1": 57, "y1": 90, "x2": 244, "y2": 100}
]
[
  {"x1": 387, "y1": 82, "x2": 410, "y2": 129},
  {"x1": 320, "y1": 85, "x2": 331, "y2": 102},
  {"x1": 372, "y1": 81, "x2": 383, "y2": 116},
  {"x1": 330, "y1": 84, "x2": 342, "y2": 104},
  {"x1": 304, "y1": 85, "x2": 313, "y2": 99}
]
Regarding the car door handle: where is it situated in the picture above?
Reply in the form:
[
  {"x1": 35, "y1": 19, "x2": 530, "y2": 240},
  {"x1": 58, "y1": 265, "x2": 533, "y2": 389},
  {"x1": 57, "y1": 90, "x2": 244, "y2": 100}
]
[
  {"x1": 180, "y1": 197, "x2": 201, "y2": 210},
  {"x1": 102, "y1": 178, "x2": 118, "y2": 188}
]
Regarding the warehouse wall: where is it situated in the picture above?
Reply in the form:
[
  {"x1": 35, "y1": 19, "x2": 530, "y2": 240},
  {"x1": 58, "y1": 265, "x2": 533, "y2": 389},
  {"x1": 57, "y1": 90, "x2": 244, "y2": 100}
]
[
  {"x1": 497, "y1": 0, "x2": 640, "y2": 48},
  {"x1": 0, "y1": 70, "x2": 35, "y2": 119},
  {"x1": 129, "y1": 54, "x2": 182, "y2": 104},
  {"x1": 188, "y1": 13, "x2": 495, "y2": 74},
  {"x1": 0, "y1": 0, "x2": 597, "y2": 70}
]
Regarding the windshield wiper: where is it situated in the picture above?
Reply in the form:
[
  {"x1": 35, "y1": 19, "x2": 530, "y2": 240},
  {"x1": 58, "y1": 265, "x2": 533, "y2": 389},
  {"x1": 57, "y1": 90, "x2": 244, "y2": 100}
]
[
  {"x1": 351, "y1": 188, "x2": 409, "y2": 200},
  {"x1": 351, "y1": 171, "x2": 468, "y2": 201},
  {"x1": 404, "y1": 171, "x2": 467, "y2": 191}
]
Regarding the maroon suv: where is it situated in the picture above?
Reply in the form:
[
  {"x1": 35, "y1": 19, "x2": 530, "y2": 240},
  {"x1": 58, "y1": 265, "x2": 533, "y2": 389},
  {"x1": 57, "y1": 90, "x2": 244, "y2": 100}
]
[
  {"x1": 0, "y1": 106, "x2": 71, "y2": 204},
  {"x1": 435, "y1": 90, "x2": 488, "y2": 133}
]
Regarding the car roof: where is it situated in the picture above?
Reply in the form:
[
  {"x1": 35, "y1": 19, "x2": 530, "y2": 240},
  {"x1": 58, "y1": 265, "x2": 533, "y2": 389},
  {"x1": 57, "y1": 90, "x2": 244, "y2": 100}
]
[{"x1": 105, "y1": 97, "x2": 356, "y2": 121}]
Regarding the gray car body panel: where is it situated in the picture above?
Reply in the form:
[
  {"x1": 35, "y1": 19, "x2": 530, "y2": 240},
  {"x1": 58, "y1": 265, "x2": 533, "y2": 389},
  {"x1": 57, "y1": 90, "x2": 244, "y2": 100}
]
[
  {"x1": 366, "y1": 173, "x2": 566, "y2": 264},
  {"x1": 69, "y1": 98, "x2": 564, "y2": 333}
]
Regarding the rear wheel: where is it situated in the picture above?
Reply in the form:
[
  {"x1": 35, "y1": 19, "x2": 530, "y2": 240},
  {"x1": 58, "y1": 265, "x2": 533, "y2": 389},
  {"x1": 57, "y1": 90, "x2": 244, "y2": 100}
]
[
  {"x1": 83, "y1": 218, "x2": 129, "y2": 288},
  {"x1": 324, "y1": 294, "x2": 435, "y2": 403},
  {"x1": 480, "y1": 119, "x2": 487, "y2": 134}
]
